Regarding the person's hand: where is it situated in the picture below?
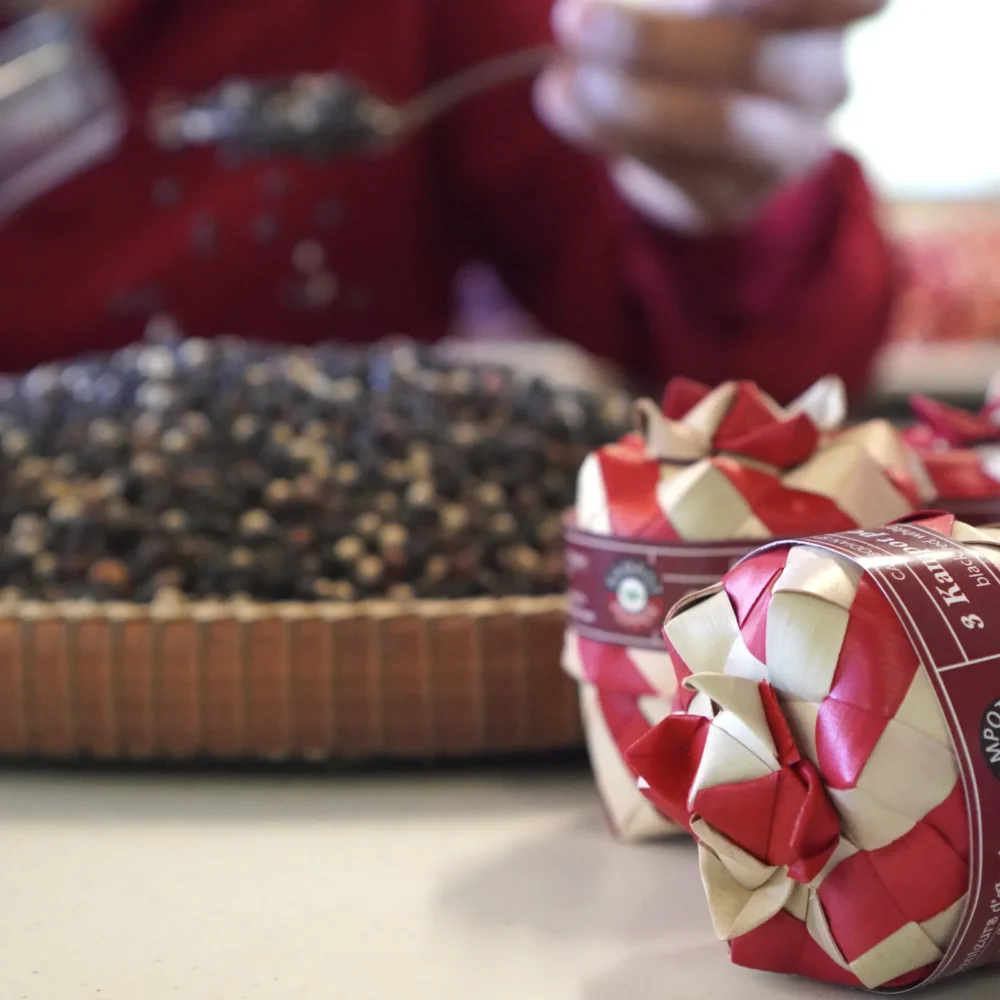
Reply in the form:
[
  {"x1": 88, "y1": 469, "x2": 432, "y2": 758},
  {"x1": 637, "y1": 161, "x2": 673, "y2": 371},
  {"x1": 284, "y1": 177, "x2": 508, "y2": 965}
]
[{"x1": 535, "y1": 0, "x2": 887, "y2": 233}]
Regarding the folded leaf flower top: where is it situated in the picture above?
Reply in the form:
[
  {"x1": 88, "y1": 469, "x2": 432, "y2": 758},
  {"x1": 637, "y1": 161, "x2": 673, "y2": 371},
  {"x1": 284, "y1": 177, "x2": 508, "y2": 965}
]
[
  {"x1": 563, "y1": 376, "x2": 932, "y2": 843},
  {"x1": 578, "y1": 376, "x2": 930, "y2": 543},
  {"x1": 626, "y1": 515, "x2": 1000, "y2": 990},
  {"x1": 909, "y1": 393, "x2": 1000, "y2": 449},
  {"x1": 908, "y1": 390, "x2": 1000, "y2": 521}
]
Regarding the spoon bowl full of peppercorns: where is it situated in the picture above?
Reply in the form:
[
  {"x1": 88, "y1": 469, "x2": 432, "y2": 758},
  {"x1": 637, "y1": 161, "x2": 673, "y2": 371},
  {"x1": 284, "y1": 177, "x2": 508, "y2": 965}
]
[{"x1": 149, "y1": 47, "x2": 551, "y2": 160}]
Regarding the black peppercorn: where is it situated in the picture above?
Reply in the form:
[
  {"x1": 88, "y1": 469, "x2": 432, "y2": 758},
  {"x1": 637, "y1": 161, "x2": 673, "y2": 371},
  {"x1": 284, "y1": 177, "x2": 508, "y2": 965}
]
[
  {"x1": 302, "y1": 420, "x2": 329, "y2": 442},
  {"x1": 473, "y1": 482, "x2": 505, "y2": 509},
  {"x1": 270, "y1": 422, "x2": 294, "y2": 446},
  {"x1": 160, "y1": 508, "x2": 190, "y2": 534},
  {"x1": 405, "y1": 479, "x2": 435, "y2": 510},
  {"x1": 387, "y1": 583, "x2": 415, "y2": 602},
  {"x1": 153, "y1": 567, "x2": 187, "y2": 591},
  {"x1": 131, "y1": 453, "x2": 167, "y2": 480},
  {"x1": 178, "y1": 338, "x2": 214, "y2": 369},
  {"x1": 354, "y1": 511, "x2": 382, "y2": 539},
  {"x1": 181, "y1": 411, "x2": 212, "y2": 440},
  {"x1": 137, "y1": 345, "x2": 177, "y2": 381},
  {"x1": 287, "y1": 524, "x2": 317, "y2": 550},
  {"x1": 501, "y1": 545, "x2": 542, "y2": 575},
  {"x1": 332, "y1": 535, "x2": 365, "y2": 566},
  {"x1": 153, "y1": 585, "x2": 188, "y2": 605},
  {"x1": 534, "y1": 513, "x2": 564, "y2": 547},
  {"x1": 439, "y1": 503, "x2": 470, "y2": 536},
  {"x1": 2, "y1": 428, "x2": 31, "y2": 459},
  {"x1": 11, "y1": 513, "x2": 45, "y2": 538},
  {"x1": 229, "y1": 546, "x2": 255, "y2": 570},
  {"x1": 309, "y1": 577, "x2": 356, "y2": 601},
  {"x1": 373, "y1": 491, "x2": 399, "y2": 517},
  {"x1": 238, "y1": 509, "x2": 273, "y2": 538},
  {"x1": 334, "y1": 462, "x2": 360, "y2": 487},
  {"x1": 377, "y1": 523, "x2": 408, "y2": 551},
  {"x1": 354, "y1": 554, "x2": 384, "y2": 592},
  {"x1": 32, "y1": 552, "x2": 58, "y2": 581},
  {"x1": 382, "y1": 460, "x2": 412, "y2": 485},
  {"x1": 231, "y1": 413, "x2": 261, "y2": 444},
  {"x1": 160, "y1": 427, "x2": 192, "y2": 455},
  {"x1": 407, "y1": 442, "x2": 433, "y2": 477},
  {"x1": 487, "y1": 511, "x2": 517, "y2": 542},
  {"x1": 423, "y1": 554, "x2": 450, "y2": 585},
  {"x1": 264, "y1": 478, "x2": 295, "y2": 507},
  {"x1": 541, "y1": 551, "x2": 565, "y2": 589},
  {"x1": 329, "y1": 579, "x2": 357, "y2": 601},
  {"x1": 0, "y1": 336, "x2": 630, "y2": 603},
  {"x1": 52, "y1": 454, "x2": 78, "y2": 478},
  {"x1": 89, "y1": 558, "x2": 130, "y2": 592},
  {"x1": 49, "y1": 496, "x2": 86, "y2": 525}
]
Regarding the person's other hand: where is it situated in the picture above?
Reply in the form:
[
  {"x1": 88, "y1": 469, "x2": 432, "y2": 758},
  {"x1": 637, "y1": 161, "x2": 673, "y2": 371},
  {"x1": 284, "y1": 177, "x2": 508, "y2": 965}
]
[{"x1": 536, "y1": 0, "x2": 886, "y2": 233}]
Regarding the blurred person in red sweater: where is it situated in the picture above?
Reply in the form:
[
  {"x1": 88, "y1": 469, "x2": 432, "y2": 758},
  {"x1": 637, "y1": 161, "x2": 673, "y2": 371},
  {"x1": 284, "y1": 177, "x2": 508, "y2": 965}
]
[{"x1": 0, "y1": 0, "x2": 892, "y2": 399}]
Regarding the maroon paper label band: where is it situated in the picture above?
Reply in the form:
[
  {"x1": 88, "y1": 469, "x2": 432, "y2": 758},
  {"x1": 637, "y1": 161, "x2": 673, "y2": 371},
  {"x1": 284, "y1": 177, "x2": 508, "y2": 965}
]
[
  {"x1": 784, "y1": 522, "x2": 1000, "y2": 991},
  {"x1": 565, "y1": 524, "x2": 759, "y2": 650}
]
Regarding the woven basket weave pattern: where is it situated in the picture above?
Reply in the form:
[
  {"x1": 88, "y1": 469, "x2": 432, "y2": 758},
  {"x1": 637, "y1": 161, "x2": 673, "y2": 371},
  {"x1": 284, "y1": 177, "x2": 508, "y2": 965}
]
[{"x1": 0, "y1": 596, "x2": 579, "y2": 760}]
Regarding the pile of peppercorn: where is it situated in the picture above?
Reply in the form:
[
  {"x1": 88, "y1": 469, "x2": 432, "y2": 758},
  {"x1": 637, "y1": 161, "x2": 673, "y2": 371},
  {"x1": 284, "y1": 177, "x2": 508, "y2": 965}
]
[{"x1": 0, "y1": 336, "x2": 631, "y2": 603}]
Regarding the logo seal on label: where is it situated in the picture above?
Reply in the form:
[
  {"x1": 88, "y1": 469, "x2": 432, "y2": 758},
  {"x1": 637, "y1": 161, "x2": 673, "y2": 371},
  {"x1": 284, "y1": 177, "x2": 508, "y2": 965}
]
[
  {"x1": 980, "y1": 699, "x2": 1000, "y2": 780},
  {"x1": 604, "y1": 559, "x2": 666, "y2": 633}
]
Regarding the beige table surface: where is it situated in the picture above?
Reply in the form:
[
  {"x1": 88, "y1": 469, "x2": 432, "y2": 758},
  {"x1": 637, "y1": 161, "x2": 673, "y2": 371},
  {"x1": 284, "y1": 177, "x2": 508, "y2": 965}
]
[{"x1": 0, "y1": 766, "x2": 996, "y2": 1000}]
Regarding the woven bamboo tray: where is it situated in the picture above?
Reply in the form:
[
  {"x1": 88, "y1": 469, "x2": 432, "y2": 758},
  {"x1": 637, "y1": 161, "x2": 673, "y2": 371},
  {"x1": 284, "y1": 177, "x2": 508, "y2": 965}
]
[{"x1": 0, "y1": 594, "x2": 580, "y2": 761}]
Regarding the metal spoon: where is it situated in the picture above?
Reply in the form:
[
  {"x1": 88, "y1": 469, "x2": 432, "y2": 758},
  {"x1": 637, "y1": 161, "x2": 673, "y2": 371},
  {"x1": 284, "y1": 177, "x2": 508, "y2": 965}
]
[{"x1": 151, "y1": 46, "x2": 551, "y2": 160}]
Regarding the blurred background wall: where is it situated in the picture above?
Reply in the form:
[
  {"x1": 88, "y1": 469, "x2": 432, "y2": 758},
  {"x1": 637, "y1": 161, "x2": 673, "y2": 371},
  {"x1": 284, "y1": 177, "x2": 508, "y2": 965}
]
[{"x1": 836, "y1": 0, "x2": 1000, "y2": 202}]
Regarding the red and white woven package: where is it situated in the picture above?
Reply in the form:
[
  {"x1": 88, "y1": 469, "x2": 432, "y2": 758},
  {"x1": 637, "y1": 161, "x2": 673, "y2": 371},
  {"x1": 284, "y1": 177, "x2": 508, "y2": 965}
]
[
  {"x1": 627, "y1": 513, "x2": 1000, "y2": 991},
  {"x1": 907, "y1": 389, "x2": 1000, "y2": 525},
  {"x1": 563, "y1": 377, "x2": 932, "y2": 841}
]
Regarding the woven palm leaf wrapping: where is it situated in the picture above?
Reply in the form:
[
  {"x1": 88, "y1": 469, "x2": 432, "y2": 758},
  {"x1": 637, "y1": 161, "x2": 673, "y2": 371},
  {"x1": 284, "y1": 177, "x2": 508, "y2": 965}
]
[
  {"x1": 908, "y1": 382, "x2": 1000, "y2": 525},
  {"x1": 626, "y1": 514, "x2": 996, "y2": 990},
  {"x1": 563, "y1": 376, "x2": 933, "y2": 841}
]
